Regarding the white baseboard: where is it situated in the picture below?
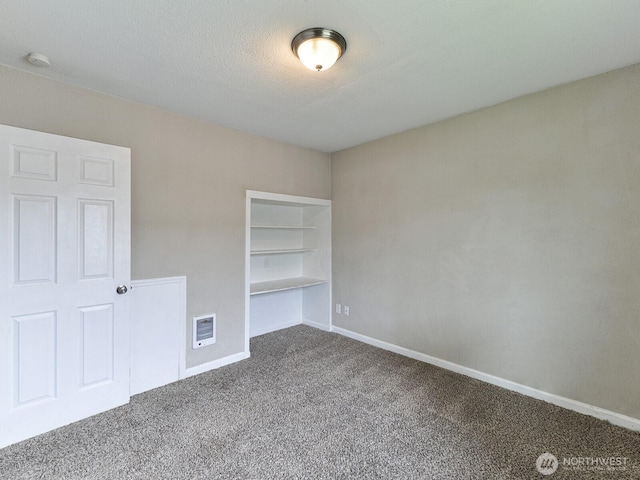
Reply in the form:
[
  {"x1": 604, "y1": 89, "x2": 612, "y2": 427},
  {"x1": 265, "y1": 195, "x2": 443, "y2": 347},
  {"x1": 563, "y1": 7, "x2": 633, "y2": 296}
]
[
  {"x1": 331, "y1": 326, "x2": 640, "y2": 432},
  {"x1": 302, "y1": 318, "x2": 331, "y2": 332},
  {"x1": 183, "y1": 351, "x2": 249, "y2": 378}
]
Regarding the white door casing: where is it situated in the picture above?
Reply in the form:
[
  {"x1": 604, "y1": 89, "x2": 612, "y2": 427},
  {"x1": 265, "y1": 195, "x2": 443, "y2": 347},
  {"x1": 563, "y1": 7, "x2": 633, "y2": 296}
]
[{"x1": 0, "y1": 125, "x2": 131, "y2": 448}]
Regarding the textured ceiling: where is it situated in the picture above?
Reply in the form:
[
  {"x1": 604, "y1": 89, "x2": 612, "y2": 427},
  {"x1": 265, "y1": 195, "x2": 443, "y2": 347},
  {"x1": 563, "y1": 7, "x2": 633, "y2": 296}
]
[{"x1": 1, "y1": 1, "x2": 639, "y2": 153}]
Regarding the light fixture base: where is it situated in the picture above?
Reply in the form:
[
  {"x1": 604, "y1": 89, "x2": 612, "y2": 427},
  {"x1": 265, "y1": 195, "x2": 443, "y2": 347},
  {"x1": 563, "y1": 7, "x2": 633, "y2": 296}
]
[{"x1": 292, "y1": 28, "x2": 347, "y2": 72}]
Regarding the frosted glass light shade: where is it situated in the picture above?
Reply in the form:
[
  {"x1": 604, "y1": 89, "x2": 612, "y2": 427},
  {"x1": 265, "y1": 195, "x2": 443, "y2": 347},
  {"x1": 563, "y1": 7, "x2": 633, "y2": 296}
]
[
  {"x1": 297, "y1": 37, "x2": 341, "y2": 71},
  {"x1": 292, "y1": 28, "x2": 347, "y2": 72}
]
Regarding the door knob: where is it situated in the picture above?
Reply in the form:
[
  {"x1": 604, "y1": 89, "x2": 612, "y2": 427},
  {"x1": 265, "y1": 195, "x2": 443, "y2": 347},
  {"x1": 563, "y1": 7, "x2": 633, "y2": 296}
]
[{"x1": 116, "y1": 285, "x2": 128, "y2": 295}]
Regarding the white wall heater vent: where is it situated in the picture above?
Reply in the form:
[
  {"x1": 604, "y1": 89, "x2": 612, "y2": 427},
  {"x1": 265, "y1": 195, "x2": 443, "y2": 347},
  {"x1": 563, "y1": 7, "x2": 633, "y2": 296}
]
[{"x1": 192, "y1": 313, "x2": 216, "y2": 349}]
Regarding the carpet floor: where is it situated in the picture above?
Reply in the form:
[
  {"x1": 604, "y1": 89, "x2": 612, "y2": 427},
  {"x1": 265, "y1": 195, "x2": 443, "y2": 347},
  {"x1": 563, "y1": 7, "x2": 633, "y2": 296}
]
[{"x1": 1, "y1": 325, "x2": 639, "y2": 479}]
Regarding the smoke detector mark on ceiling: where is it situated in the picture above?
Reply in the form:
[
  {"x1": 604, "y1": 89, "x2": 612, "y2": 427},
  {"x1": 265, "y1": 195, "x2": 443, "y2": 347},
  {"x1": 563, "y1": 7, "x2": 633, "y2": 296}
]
[{"x1": 27, "y1": 52, "x2": 51, "y2": 67}]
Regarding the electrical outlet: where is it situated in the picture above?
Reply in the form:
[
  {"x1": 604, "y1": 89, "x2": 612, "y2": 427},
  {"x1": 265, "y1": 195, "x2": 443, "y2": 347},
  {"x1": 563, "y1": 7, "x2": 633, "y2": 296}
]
[
  {"x1": 343, "y1": 305, "x2": 350, "y2": 316},
  {"x1": 335, "y1": 303, "x2": 342, "y2": 314},
  {"x1": 263, "y1": 257, "x2": 270, "y2": 268}
]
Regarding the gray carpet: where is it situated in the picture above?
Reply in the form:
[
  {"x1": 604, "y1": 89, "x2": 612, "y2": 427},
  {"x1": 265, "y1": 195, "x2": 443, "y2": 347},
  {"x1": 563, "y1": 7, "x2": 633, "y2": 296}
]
[{"x1": 1, "y1": 325, "x2": 639, "y2": 479}]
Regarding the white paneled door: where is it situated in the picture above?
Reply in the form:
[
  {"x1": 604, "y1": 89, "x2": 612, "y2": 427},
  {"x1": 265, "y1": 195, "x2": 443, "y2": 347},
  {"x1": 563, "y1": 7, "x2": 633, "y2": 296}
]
[{"x1": 0, "y1": 125, "x2": 131, "y2": 448}]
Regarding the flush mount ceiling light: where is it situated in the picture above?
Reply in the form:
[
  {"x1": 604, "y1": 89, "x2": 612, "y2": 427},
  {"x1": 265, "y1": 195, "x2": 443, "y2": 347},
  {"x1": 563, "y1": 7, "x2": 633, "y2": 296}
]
[{"x1": 291, "y1": 28, "x2": 347, "y2": 72}]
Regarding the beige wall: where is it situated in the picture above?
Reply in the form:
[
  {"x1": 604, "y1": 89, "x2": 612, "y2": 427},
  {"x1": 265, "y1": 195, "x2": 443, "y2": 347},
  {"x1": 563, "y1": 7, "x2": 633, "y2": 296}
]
[
  {"x1": 3, "y1": 60, "x2": 639, "y2": 419},
  {"x1": 0, "y1": 65, "x2": 331, "y2": 369},
  {"x1": 332, "y1": 63, "x2": 640, "y2": 419}
]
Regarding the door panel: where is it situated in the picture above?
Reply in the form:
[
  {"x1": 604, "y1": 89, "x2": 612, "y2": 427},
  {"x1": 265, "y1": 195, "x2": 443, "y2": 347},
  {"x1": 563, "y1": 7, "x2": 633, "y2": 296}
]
[
  {"x1": 0, "y1": 124, "x2": 131, "y2": 448},
  {"x1": 11, "y1": 145, "x2": 57, "y2": 181},
  {"x1": 14, "y1": 311, "x2": 57, "y2": 405},
  {"x1": 12, "y1": 195, "x2": 57, "y2": 285},
  {"x1": 78, "y1": 199, "x2": 114, "y2": 279},
  {"x1": 78, "y1": 156, "x2": 114, "y2": 186},
  {"x1": 79, "y1": 304, "x2": 114, "y2": 388}
]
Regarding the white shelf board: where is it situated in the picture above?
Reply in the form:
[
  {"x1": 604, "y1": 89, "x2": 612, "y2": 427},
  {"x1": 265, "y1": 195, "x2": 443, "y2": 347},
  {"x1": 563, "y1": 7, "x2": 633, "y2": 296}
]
[
  {"x1": 248, "y1": 190, "x2": 331, "y2": 208},
  {"x1": 250, "y1": 277, "x2": 327, "y2": 295},
  {"x1": 251, "y1": 225, "x2": 316, "y2": 230},
  {"x1": 250, "y1": 248, "x2": 316, "y2": 255}
]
